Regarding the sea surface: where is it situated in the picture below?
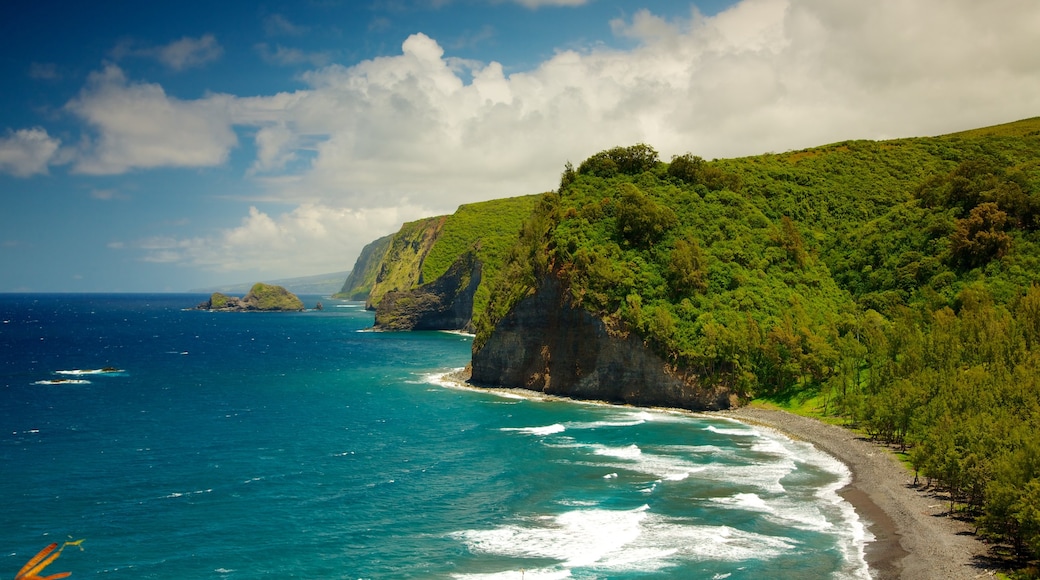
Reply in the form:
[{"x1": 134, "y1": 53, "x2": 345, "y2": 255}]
[{"x1": 0, "y1": 294, "x2": 870, "y2": 579}]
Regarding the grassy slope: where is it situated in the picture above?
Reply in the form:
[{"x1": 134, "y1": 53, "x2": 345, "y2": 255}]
[
  {"x1": 335, "y1": 234, "x2": 393, "y2": 300},
  {"x1": 420, "y1": 194, "x2": 542, "y2": 318}
]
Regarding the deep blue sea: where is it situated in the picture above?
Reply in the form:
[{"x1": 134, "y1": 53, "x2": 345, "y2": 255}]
[{"x1": 1, "y1": 294, "x2": 870, "y2": 579}]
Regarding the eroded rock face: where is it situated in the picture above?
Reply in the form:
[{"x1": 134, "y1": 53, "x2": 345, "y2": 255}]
[
  {"x1": 471, "y1": 278, "x2": 734, "y2": 411},
  {"x1": 374, "y1": 253, "x2": 482, "y2": 331}
]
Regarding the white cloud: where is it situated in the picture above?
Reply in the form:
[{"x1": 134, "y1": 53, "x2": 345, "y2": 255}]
[
  {"x1": 65, "y1": 65, "x2": 237, "y2": 174},
  {"x1": 219, "y1": 0, "x2": 1040, "y2": 218},
  {"x1": 30, "y1": 0, "x2": 1040, "y2": 279},
  {"x1": 135, "y1": 203, "x2": 428, "y2": 275},
  {"x1": 0, "y1": 127, "x2": 61, "y2": 177},
  {"x1": 156, "y1": 34, "x2": 223, "y2": 70}
]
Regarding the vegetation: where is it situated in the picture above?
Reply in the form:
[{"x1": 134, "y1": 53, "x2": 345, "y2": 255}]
[
  {"x1": 365, "y1": 195, "x2": 541, "y2": 317},
  {"x1": 247, "y1": 283, "x2": 304, "y2": 311},
  {"x1": 473, "y1": 118, "x2": 1040, "y2": 564},
  {"x1": 334, "y1": 234, "x2": 393, "y2": 300},
  {"x1": 365, "y1": 216, "x2": 447, "y2": 307}
]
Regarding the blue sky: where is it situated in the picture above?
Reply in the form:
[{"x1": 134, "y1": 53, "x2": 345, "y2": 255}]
[{"x1": 2, "y1": 0, "x2": 1039, "y2": 292}]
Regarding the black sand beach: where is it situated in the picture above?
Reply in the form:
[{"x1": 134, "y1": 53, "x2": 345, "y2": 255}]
[{"x1": 720, "y1": 407, "x2": 991, "y2": 580}]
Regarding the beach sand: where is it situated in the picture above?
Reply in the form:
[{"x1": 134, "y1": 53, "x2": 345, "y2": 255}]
[{"x1": 718, "y1": 407, "x2": 993, "y2": 580}]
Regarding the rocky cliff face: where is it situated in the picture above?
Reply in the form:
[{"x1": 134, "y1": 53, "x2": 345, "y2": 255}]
[
  {"x1": 471, "y1": 278, "x2": 735, "y2": 411},
  {"x1": 374, "y1": 252, "x2": 482, "y2": 331}
]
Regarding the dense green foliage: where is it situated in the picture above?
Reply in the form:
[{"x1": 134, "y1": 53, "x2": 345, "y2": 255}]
[
  {"x1": 366, "y1": 216, "x2": 446, "y2": 306},
  {"x1": 248, "y1": 283, "x2": 304, "y2": 310},
  {"x1": 364, "y1": 194, "x2": 541, "y2": 320},
  {"x1": 476, "y1": 119, "x2": 1040, "y2": 561},
  {"x1": 420, "y1": 194, "x2": 541, "y2": 319}
]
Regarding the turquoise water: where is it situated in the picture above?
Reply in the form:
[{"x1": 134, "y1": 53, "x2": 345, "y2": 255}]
[{"x1": 0, "y1": 294, "x2": 869, "y2": 578}]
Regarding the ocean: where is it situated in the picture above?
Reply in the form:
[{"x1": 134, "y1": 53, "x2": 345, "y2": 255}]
[{"x1": 0, "y1": 294, "x2": 869, "y2": 579}]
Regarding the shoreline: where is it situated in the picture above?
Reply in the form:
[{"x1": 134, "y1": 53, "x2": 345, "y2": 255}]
[
  {"x1": 439, "y1": 371, "x2": 994, "y2": 579},
  {"x1": 715, "y1": 407, "x2": 991, "y2": 580}
]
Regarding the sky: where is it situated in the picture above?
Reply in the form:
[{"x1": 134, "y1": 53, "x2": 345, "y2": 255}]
[{"x1": 1, "y1": 0, "x2": 1039, "y2": 292}]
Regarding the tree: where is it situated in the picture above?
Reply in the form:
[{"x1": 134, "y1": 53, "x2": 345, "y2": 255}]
[
  {"x1": 615, "y1": 183, "x2": 677, "y2": 247},
  {"x1": 949, "y1": 202, "x2": 1011, "y2": 269},
  {"x1": 667, "y1": 236, "x2": 709, "y2": 295},
  {"x1": 578, "y1": 144, "x2": 660, "y2": 177}
]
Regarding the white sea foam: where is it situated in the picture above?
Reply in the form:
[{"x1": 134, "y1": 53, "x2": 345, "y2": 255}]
[
  {"x1": 501, "y1": 423, "x2": 567, "y2": 436},
  {"x1": 451, "y1": 505, "x2": 798, "y2": 578},
  {"x1": 592, "y1": 444, "x2": 642, "y2": 460},
  {"x1": 33, "y1": 379, "x2": 91, "y2": 385},
  {"x1": 703, "y1": 424, "x2": 758, "y2": 437},
  {"x1": 55, "y1": 368, "x2": 124, "y2": 375},
  {"x1": 559, "y1": 443, "x2": 705, "y2": 482},
  {"x1": 728, "y1": 424, "x2": 873, "y2": 579},
  {"x1": 163, "y1": 488, "x2": 213, "y2": 499}
]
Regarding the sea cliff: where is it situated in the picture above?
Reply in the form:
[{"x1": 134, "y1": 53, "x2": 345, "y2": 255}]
[{"x1": 470, "y1": 277, "x2": 735, "y2": 409}]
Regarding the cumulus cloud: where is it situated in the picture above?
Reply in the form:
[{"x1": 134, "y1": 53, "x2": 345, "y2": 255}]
[
  {"x1": 135, "y1": 203, "x2": 428, "y2": 275},
  {"x1": 65, "y1": 65, "x2": 237, "y2": 174},
  {"x1": 37, "y1": 0, "x2": 1040, "y2": 279},
  {"x1": 0, "y1": 128, "x2": 61, "y2": 177},
  {"x1": 216, "y1": 0, "x2": 1040, "y2": 216}
]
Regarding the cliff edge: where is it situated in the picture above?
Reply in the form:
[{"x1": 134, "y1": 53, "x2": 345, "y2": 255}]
[{"x1": 470, "y1": 277, "x2": 735, "y2": 410}]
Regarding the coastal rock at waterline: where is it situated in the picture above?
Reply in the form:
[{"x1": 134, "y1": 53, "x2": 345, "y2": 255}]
[
  {"x1": 471, "y1": 278, "x2": 735, "y2": 411},
  {"x1": 375, "y1": 252, "x2": 481, "y2": 331},
  {"x1": 196, "y1": 283, "x2": 305, "y2": 312}
]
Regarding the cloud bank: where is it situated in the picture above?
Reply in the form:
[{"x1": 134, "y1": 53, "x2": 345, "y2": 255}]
[{"x1": 9, "y1": 0, "x2": 1040, "y2": 276}]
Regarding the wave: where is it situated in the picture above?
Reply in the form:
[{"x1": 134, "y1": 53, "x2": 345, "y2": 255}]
[
  {"x1": 55, "y1": 367, "x2": 125, "y2": 375},
  {"x1": 703, "y1": 424, "x2": 759, "y2": 437},
  {"x1": 162, "y1": 488, "x2": 213, "y2": 499},
  {"x1": 501, "y1": 423, "x2": 566, "y2": 436},
  {"x1": 451, "y1": 504, "x2": 798, "y2": 578},
  {"x1": 33, "y1": 379, "x2": 91, "y2": 385}
]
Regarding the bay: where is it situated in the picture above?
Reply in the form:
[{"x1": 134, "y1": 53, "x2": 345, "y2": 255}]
[{"x1": 0, "y1": 294, "x2": 868, "y2": 578}]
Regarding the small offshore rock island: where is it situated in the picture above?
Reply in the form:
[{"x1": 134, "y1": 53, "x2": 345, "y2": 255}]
[
  {"x1": 337, "y1": 116, "x2": 1040, "y2": 575},
  {"x1": 196, "y1": 282, "x2": 305, "y2": 312}
]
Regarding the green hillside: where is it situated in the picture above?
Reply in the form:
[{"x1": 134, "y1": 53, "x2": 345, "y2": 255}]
[
  {"x1": 364, "y1": 194, "x2": 541, "y2": 318},
  {"x1": 474, "y1": 120, "x2": 1040, "y2": 560},
  {"x1": 335, "y1": 234, "x2": 392, "y2": 300}
]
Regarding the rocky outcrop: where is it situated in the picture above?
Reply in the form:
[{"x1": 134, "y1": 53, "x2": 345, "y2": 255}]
[
  {"x1": 470, "y1": 278, "x2": 735, "y2": 411},
  {"x1": 375, "y1": 253, "x2": 482, "y2": 331},
  {"x1": 196, "y1": 283, "x2": 305, "y2": 312}
]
